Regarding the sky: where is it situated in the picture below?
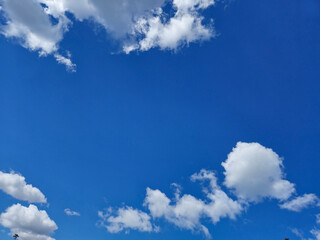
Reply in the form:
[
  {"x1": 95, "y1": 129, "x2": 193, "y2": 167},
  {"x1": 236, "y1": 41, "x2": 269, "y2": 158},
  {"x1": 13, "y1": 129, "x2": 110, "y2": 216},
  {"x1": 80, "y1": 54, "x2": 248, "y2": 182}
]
[{"x1": 0, "y1": 0, "x2": 320, "y2": 240}]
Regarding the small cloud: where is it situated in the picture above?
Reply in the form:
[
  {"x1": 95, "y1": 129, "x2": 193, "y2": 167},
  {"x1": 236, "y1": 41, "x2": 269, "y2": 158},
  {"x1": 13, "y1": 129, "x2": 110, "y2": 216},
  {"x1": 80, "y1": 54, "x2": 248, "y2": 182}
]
[
  {"x1": 54, "y1": 54, "x2": 76, "y2": 72},
  {"x1": 98, "y1": 207, "x2": 156, "y2": 233},
  {"x1": 280, "y1": 194, "x2": 319, "y2": 212},
  {"x1": 291, "y1": 228, "x2": 305, "y2": 240},
  {"x1": 64, "y1": 208, "x2": 80, "y2": 216},
  {"x1": 316, "y1": 214, "x2": 320, "y2": 224}
]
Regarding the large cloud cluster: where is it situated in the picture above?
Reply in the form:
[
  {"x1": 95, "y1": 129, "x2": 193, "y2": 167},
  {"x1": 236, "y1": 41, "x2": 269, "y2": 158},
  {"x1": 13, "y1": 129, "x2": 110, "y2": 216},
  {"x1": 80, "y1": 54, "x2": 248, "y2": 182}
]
[
  {"x1": 99, "y1": 142, "x2": 319, "y2": 238},
  {"x1": 0, "y1": 0, "x2": 215, "y2": 70}
]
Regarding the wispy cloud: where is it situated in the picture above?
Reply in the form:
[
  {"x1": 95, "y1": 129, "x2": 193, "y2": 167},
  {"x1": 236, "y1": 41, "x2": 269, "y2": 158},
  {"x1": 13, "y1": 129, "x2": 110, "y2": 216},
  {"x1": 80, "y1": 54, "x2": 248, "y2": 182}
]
[
  {"x1": 64, "y1": 208, "x2": 80, "y2": 216},
  {"x1": 280, "y1": 194, "x2": 319, "y2": 212}
]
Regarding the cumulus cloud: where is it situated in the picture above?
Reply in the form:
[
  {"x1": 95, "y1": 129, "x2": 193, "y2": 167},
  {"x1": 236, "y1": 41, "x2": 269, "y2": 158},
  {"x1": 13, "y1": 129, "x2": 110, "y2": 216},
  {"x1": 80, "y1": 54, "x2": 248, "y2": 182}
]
[
  {"x1": 144, "y1": 170, "x2": 242, "y2": 237},
  {"x1": 222, "y1": 142, "x2": 295, "y2": 202},
  {"x1": 280, "y1": 194, "x2": 319, "y2": 212},
  {"x1": 100, "y1": 169, "x2": 242, "y2": 238},
  {"x1": 124, "y1": 0, "x2": 215, "y2": 52},
  {"x1": 64, "y1": 208, "x2": 80, "y2": 216},
  {"x1": 96, "y1": 142, "x2": 319, "y2": 237},
  {"x1": 0, "y1": 0, "x2": 215, "y2": 69},
  {"x1": 98, "y1": 207, "x2": 156, "y2": 233},
  {"x1": 0, "y1": 0, "x2": 74, "y2": 70},
  {"x1": 0, "y1": 204, "x2": 58, "y2": 240},
  {"x1": 0, "y1": 171, "x2": 46, "y2": 203}
]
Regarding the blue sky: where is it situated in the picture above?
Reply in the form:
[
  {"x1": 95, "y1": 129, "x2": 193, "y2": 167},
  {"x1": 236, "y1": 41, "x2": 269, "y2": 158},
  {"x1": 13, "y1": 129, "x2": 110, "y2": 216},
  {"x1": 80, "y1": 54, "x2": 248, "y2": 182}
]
[{"x1": 0, "y1": 0, "x2": 320, "y2": 240}]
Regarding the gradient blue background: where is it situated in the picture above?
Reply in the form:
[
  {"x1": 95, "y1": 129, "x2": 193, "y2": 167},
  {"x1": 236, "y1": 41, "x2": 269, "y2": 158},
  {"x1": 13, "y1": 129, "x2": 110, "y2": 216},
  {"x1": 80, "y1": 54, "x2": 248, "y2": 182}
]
[{"x1": 1, "y1": 0, "x2": 320, "y2": 239}]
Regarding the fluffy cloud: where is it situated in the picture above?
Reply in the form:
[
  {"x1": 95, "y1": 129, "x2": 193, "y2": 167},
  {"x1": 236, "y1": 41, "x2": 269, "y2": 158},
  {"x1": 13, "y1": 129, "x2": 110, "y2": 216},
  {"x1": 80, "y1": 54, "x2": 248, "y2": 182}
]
[
  {"x1": 144, "y1": 170, "x2": 242, "y2": 237},
  {"x1": 123, "y1": 0, "x2": 214, "y2": 52},
  {"x1": 222, "y1": 142, "x2": 295, "y2": 202},
  {"x1": 0, "y1": 0, "x2": 215, "y2": 69},
  {"x1": 100, "y1": 170, "x2": 242, "y2": 238},
  {"x1": 0, "y1": 204, "x2": 58, "y2": 240},
  {"x1": 98, "y1": 207, "x2": 156, "y2": 233},
  {"x1": 0, "y1": 0, "x2": 73, "y2": 70},
  {"x1": 64, "y1": 208, "x2": 80, "y2": 216},
  {"x1": 0, "y1": 171, "x2": 46, "y2": 203},
  {"x1": 97, "y1": 142, "x2": 320, "y2": 237},
  {"x1": 280, "y1": 194, "x2": 319, "y2": 212}
]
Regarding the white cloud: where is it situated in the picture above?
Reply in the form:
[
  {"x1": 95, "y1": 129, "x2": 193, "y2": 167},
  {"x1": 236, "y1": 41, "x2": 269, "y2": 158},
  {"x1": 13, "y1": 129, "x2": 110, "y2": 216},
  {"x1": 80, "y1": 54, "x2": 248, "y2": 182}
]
[
  {"x1": 0, "y1": 0, "x2": 74, "y2": 70},
  {"x1": 54, "y1": 53, "x2": 76, "y2": 72},
  {"x1": 97, "y1": 142, "x2": 317, "y2": 237},
  {"x1": 144, "y1": 170, "x2": 242, "y2": 238},
  {"x1": 317, "y1": 214, "x2": 320, "y2": 224},
  {"x1": 0, "y1": 171, "x2": 46, "y2": 203},
  {"x1": 0, "y1": 204, "x2": 58, "y2": 240},
  {"x1": 0, "y1": 0, "x2": 69, "y2": 54},
  {"x1": 98, "y1": 207, "x2": 156, "y2": 233},
  {"x1": 64, "y1": 208, "x2": 80, "y2": 216},
  {"x1": 311, "y1": 229, "x2": 320, "y2": 240},
  {"x1": 0, "y1": 0, "x2": 215, "y2": 69},
  {"x1": 98, "y1": 170, "x2": 242, "y2": 238},
  {"x1": 280, "y1": 194, "x2": 319, "y2": 212},
  {"x1": 291, "y1": 228, "x2": 305, "y2": 239},
  {"x1": 124, "y1": 0, "x2": 214, "y2": 52},
  {"x1": 222, "y1": 142, "x2": 295, "y2": 202}
]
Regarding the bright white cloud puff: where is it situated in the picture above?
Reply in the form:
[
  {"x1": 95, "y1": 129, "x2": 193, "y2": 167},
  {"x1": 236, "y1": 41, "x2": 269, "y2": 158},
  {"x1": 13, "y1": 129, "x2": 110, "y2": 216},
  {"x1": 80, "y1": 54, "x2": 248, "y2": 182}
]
[
  {"x1": 0, "y1": 171, "x2": 47, "y2": 203},
  {"x1": 222, "y1": 142, "x2": 295, "y2": 202},
  {"x1": 0, "y1": 204, "x2": 58, "y2": 240},
  {"x1": 0, "y1": 0, "x2": 215, "y2": 70}
]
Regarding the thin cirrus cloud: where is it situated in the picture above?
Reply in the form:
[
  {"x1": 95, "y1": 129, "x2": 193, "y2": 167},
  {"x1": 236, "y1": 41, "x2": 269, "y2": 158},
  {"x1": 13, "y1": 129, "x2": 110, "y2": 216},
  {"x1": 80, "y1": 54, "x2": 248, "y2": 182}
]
[
  {"x1": 0, "y1": 0, "x2": 215, "y2": 71},
  {"x1": 0, "y1": 171, "x2": 47, "y2": 203},
  {"x1": 0, "y1": 204, "x2": 58, "y2": 240},
  {"x1": 99, "y1": 142, "x2": 319, "y2": 238}
]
